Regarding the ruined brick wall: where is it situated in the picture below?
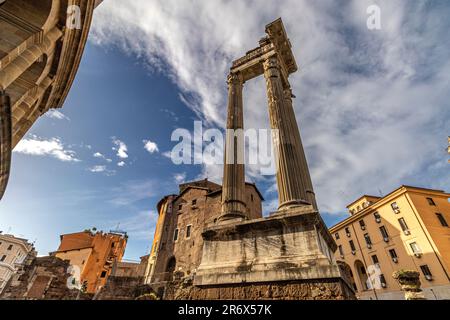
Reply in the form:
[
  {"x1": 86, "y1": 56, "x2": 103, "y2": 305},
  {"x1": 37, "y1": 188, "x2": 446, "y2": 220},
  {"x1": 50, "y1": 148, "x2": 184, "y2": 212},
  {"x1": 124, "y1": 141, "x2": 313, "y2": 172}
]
[
  {"x1": 0, "y1": 256, "x2": 90, "y2": 300},
  {"x1": 95, "y1": 276, "x2": 156, "y2": 300}
]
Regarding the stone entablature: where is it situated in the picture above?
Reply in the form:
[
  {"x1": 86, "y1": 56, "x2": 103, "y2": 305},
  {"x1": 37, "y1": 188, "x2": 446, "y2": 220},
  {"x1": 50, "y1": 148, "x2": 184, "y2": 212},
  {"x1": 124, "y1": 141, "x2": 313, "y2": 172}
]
[{"x1": 0, "y1": 0, "x2": 101, "y2": 199}]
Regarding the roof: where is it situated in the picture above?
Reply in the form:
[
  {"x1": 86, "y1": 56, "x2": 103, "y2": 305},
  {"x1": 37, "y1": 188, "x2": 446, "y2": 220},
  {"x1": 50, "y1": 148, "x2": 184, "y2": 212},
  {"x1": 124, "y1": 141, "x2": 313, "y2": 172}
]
[{"x1": 330, "y1": 185, "x2": 450, "y2": 231}]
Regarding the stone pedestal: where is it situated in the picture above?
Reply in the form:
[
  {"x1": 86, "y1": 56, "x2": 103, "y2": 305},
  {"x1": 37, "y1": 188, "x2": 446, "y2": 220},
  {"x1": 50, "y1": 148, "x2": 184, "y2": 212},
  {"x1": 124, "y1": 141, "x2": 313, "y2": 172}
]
[{"x1": 188, "y1": 207, "x2": 355, "y2": 300}]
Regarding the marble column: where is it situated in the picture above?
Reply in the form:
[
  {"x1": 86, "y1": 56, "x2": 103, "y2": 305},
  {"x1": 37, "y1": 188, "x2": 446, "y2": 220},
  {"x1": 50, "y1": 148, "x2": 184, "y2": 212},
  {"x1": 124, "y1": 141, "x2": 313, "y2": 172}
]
[
  {"x1": 220, "y1": 72, "x2": 247, "y2": 221},
  {"x1": 263, "y1": 56, "x2": 315, "y2": 210},
  {"x1": 283, "y1": 86, "x2": 318, "y2": 210}
]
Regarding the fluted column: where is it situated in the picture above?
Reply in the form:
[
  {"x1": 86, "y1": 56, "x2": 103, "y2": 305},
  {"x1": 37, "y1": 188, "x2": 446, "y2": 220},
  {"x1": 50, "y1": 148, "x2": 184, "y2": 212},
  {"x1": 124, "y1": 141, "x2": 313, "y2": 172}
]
[
  {"x1": 283, "y1": 86, "x2": 317, "y2": 210},
  {"x1": 263, "y1": 56, "x2": 315, "y2": 210},
  {"x1": 220, "y1": 72, "x2": 247, "y2": 221}
]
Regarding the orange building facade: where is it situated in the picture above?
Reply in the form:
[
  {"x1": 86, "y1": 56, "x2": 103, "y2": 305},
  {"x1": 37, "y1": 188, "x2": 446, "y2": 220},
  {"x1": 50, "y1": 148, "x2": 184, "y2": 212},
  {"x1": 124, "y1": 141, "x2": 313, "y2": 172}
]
[
  {"x1": 52, "y1": 230, "x2": 127, "y2": 294},
  {"x1": 330, "y1": 186, "x2": 450, "y2": 300}
]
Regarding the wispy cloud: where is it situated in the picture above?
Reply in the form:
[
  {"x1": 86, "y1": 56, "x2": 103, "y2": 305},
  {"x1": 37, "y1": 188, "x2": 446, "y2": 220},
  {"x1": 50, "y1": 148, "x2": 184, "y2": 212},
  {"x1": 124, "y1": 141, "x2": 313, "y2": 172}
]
[
  {"x1": 89, "y1": 165, "x2": 107, "y2": 173},
  {"x1": 14, "y1": 136, "x2": 80, "y2": 162},
  {"x1": 117, "y1": 161, "x2": 126, "y2": 167},
  {"x1": 143, "y1": 139, "x2": 159, "y2": 154},
  {"x1": 109, "y1": 210, "x2": 158, "y2": 241},
  {"x1": 45, "y1": 110, "x2": 70, "y2": 121},
  {"x1": 92, "y1": 1, "x2": 450, "y2": 214},
  {"x1": 112, "y1": 137, "x2": 128, "y2": 159}
]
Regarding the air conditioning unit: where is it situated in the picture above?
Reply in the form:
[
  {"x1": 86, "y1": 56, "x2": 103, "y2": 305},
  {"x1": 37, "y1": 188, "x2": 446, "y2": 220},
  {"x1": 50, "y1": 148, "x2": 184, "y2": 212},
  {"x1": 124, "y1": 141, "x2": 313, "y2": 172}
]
[
  {"x1": 394, "y1": 209, "x2": 401, "y2": 214},
  {"x1": 425, "y1": 275, "x2": 433, "y2": 281},
  {"x1": 361, "y1": 226, "x2": 366, "y2": 231},
  {"x1": 415, "y1": 253, "x2": 422, "y2": 258},
  {"x1": 404, "y1": 230, "x2": 411, "y2": 236},
  {"x1": 381, "y1": 282, "x2": 387, "y2": 288},
  {"x1": 384, "y1": 237, "x2": 389, "y2": 243},
  {"x1": 351, "y1": 251, "x2": 356, "y2": 255},
  {"x1": 392, "y1": 257, "x2": 398, "y2": 263},
  {"x1": 367, "y1": 244, "x2": 372, "y2": 249},
  {"x1": 375, "y1": 218, "x2": 381, "y2": 223},
  {"x1": 340, "y1": 255, "x2": 345, "y2": 259}
]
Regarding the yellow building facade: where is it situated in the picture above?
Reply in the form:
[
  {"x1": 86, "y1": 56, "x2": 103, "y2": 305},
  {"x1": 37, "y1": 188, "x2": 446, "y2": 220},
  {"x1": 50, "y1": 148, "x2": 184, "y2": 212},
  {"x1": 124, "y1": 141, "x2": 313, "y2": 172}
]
[{"x1": 330, "y1": 186, "x2": 450, "y2": 300}]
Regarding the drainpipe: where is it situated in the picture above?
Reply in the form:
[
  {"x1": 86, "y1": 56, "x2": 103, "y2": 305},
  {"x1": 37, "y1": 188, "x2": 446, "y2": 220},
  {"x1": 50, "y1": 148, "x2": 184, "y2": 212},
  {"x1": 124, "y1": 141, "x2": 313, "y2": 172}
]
[{"x1": 0, "y1": 89, "x2": 12, "y2": 200}]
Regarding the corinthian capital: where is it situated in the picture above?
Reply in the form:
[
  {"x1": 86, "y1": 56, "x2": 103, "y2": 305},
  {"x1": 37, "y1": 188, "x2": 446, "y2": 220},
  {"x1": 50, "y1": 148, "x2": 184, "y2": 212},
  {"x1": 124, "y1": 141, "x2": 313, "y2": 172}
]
[
  {"x1": 263, "y1": 56, "x2": 281, "y2": 78},
  {"x1": 227, "y1": 72, "x2": 243, "y2": 87}
]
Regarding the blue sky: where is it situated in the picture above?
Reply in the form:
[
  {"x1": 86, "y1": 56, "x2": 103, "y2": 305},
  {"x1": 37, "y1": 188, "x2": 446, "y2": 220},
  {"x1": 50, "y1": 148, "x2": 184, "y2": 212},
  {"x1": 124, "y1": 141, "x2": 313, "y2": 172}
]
[{"x1": 1, "y1": 1, "x2": 449, "y2": 260}]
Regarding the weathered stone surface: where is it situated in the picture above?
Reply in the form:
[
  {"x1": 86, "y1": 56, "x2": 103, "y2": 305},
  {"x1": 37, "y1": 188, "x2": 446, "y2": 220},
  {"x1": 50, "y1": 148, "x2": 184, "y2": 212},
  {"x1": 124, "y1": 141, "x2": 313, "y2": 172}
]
[
  {"x1": 95, "y1": 276, "x2": 157, "y2": 300},
  {"x1": 170, "y1": 278, "x2": 354, "y2": 300}
]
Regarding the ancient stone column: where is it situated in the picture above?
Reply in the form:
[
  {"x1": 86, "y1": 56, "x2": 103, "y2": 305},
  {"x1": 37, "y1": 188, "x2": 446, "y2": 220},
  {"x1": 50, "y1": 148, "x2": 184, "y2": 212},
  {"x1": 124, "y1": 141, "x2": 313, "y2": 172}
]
[
  {"x1": 283, "y1": 86, "x2": 318, "y2": 210},
  {"x1": 220, "y1": 73, "x2": 247, "y2": 221},
  {"x1": 263, "y1": 56, "x2": 314, "y2": 211}
]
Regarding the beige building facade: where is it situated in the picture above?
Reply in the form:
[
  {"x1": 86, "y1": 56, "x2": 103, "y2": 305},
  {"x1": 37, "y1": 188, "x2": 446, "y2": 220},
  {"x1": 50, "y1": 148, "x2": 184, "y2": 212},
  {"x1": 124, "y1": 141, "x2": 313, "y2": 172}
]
[
  {"x1": 0, "y1": 0, "x2": 101, "y2": 199},
  {"x1": 0, "y1": 232, "x2": 36, "y2": 293},
  {"x1": 330, "y1": 186, "x2": 450, "y2": 300}
]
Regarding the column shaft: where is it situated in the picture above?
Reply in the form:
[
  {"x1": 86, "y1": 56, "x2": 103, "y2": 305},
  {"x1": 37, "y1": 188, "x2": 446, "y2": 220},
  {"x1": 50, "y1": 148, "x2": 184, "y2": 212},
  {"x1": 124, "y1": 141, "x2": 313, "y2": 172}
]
[
  {"x1": 263, "y1": 56, "x2": 316, "y2": 210},
  {"x1": 220, "y1": 73, "x2": 247, "y2": 220}
]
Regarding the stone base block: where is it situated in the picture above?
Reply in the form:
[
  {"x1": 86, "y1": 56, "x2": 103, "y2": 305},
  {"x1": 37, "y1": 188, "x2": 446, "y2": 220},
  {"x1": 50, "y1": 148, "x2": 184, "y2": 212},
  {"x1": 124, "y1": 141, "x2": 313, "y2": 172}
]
[
  {"x1": 171, "y1": 278, "x2": 355, "y2": 300},
  {"x1": 192, "y1": 206, "x2": 355, "y2": 300}
]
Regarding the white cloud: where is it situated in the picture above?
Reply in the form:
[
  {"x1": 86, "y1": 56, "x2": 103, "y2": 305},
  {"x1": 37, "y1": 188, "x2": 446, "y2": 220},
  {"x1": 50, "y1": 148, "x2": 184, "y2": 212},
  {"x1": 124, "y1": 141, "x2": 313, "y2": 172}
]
[
  {"x1": 93, "y1": 152, "x2": 104, "y2": 158},
  {"x1": 118, "y1": 161, "x2": 126, "y2": 167},
  {"x1": 92, "y1": 1, "x2": 450, "y2": 214},
  {"x1": 174, "y1": 172, "x2": 186, "y2": 184},
  {"x1": 143, "y1": 139, "x2": 159, "y2": 154},
  {"x1": 112, "y1": 137, "x2": 128, "y2": 159},
  {"x1": 89, "y1": 165, "x2": 106, "y2": 173},
  {"x1": 14, "y1": 136, "x2": 80, "y2": 162},
  {"x1": 45, "y1": 110, "x2": 70, "y2": 121}
]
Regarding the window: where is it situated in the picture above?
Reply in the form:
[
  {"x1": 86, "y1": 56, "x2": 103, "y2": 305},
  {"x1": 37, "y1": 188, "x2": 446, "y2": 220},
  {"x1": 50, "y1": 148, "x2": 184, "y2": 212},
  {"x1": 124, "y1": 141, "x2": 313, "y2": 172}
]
[
  {"x1": 7, "y1": 244, "x2": 12, "y2": 250},
  {"x1": 178, "y1": 204, "x2": 182, "y2": 210},
  {"x1": 389, "y1": 249, "x2": 398, "y2": 262},
  {"x1": 436, "y1": 213, "x2": 449, "y2": 227},
  {"x1": 0, "y1": 255, "x2": 6, "y2": 262},
  {"x1": 345, "y1": 227, "x2": 351, "y2": 237},
  {"x1": 173, "y1": 228, "x2": 179, "y2": 242},
  {"x1": 420, "y1": 265, "x2": 433, "y2": 280},
  {"x1": 379, "y1": 274, "x2": 387, "y2": 288},
  {"x1": 251, "y1": 194, "x2": 254, "y2": 202},
  {"x1": 338, "y1": 245, "x2": 344, "y2": 256},
  {"x1": 426, "y1": 197, "x2": 436, "y2": 206},
  {"x1": 359, "y1": 220, "x2": 366, "y2": 230},
  {"x1": 335, "y1": 232, "x2": 340, "y2": 240},
  {"x1": 192, "y1": 199, "x2": 197, "y2": 206},
  {"x1": 364, "y1": 233, "x2": 372, "y2": 246},
  {"x1": 371, "y1": 255, "x2": 379, "y2": 265},
  {"x1": 379, "y1": 226, "x2": 389, "y2": 241},
  {"x1": 100, "y1": 271, "x2": 107, "y2": 278},
  {"x1": 186, "y1": 225, "x2": 192, "y2": 239},
  {"x1": 410, "y1": 242, "x2": 422, "y2": 255},
  {"x1": 398, "y1": 218, "x2": 410, "y2": 232},
  {"x1": 374, "y1": 212, "x2": 381, "y2": 222},
  {"x1": 391, "y1": 202, "x2": 400, "y2": 213},
  {"x1": 349, "y1": 240, "x2": 356, "y2": 253}
]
